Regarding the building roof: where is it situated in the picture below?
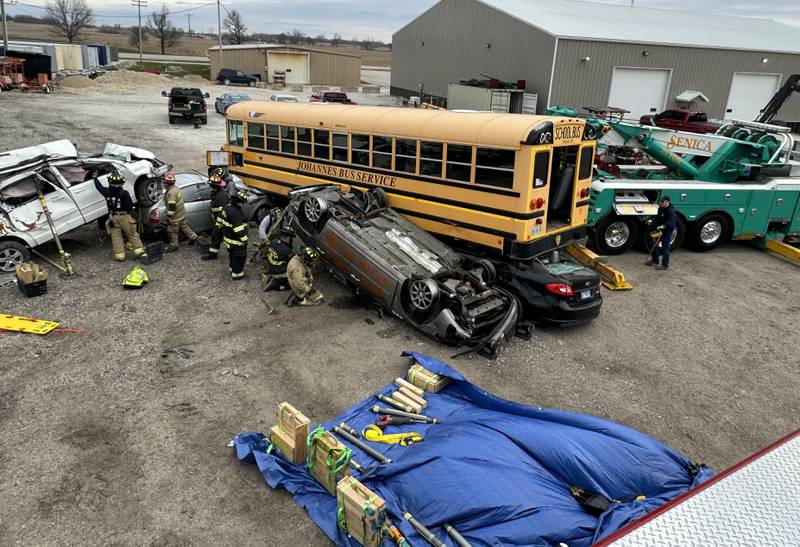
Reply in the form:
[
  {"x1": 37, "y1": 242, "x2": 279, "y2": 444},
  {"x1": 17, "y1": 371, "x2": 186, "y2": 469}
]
[
  {"x1": 208, "y1": 43, "x2": 361, "y2": 58},
  {"x1": 225, "y1": 102, "x2": 583, "y2": 149},
  {"x1": 478, "y1": 0, "x2": 800, "y2": 54}
]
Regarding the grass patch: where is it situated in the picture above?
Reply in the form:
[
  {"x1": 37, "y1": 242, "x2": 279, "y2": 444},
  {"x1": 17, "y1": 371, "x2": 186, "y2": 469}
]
[{"x1": 130, "y1": 62, "x2": 210, "y2": 80}]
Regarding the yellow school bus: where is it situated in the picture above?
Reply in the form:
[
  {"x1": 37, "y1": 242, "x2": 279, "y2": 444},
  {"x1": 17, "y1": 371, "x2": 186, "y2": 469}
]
[{"x1": 214, "y1": 103, "x2": 597, "y2": 259}]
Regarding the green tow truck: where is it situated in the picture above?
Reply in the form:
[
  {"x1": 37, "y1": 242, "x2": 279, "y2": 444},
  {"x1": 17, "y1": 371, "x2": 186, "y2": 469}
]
[{"x1": 587, "y1": 120, "x2": 800, "y2": 259}]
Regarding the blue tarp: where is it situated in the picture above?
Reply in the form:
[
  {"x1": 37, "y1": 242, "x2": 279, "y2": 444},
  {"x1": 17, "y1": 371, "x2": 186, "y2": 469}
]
[{"x1": 235, "y1": 352, "x2": 713, "y2": 546}]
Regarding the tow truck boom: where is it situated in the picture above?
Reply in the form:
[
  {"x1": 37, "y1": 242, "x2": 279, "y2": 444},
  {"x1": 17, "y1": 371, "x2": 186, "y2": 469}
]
[{"x1": 755, "y1": 74, "x2": 800, "y2": 124}]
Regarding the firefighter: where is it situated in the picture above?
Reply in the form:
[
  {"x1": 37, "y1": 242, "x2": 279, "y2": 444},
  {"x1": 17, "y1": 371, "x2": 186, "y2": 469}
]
[
  {"x1": 646, "y1": 195, "x2": 676, "y2": 271},
  {"x1": 92, "y1": 170, "x2": 145, "y2": 261},
  {"x1": 261, "y1": 226, "x2": 294, "y2": 291},
  {"x1": 162, "y1": 172, "x2": 198, "y2": 252},
  {"x1": 200, "y1": 173, "x2": 229, "y2": 260},
  {"x1": 286, "y1": 246, "x2": 324, "y2": 306},
  {"x1": 219, "y1": 188, "x2": 250, "y2": 280}
]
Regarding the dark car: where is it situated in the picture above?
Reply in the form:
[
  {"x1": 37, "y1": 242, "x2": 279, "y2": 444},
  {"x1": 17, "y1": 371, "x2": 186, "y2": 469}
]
[
  {"x1": 484, "y1": 251, "x2": 602, "y2": 327},
  {"x1": 309, "y1": 90, "x2": 356, "y2": 104},
  {"x1": 161, "y1": 87, "x2": 210, "y2": 125},
  {"x1": 215, "y1": 92, "x2": 252, "y2": 114},
  {"x1": 217, "y1": 68, "x2": 259, "y2": 87},
  {"x1": 640, "y1": 109, "x2": 720, "y2": 134},
  {"x1": 286, "y1": 185, "x2": 518, "y2": 356}
]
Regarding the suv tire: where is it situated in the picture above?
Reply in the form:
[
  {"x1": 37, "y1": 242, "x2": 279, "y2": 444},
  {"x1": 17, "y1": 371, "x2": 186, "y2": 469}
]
[{"x1": 0, "y1": 241, "x2": 30, "y2": 273}]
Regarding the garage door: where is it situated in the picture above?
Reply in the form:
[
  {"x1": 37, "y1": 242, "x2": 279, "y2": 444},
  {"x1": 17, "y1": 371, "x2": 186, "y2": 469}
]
[
  {"x1": 268, "y1": 52, "x2": 309, "y2": 85},
  {"x1": 608, "y1": 67, "x2": 671, "y2": 120},
  {"x1": 725, "y1": 73, "x2": 781, "y2": 121}
]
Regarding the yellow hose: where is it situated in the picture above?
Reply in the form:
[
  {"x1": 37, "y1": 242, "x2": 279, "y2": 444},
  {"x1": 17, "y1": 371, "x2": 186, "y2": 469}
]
[{"x1": 362, "y1": 425, "x2": 423, "y2": 446}]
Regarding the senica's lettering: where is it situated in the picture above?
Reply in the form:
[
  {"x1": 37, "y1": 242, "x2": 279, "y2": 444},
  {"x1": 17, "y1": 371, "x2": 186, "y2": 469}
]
[{"x1": 298, "y1": 160, "x2": 398, "y2": 188}]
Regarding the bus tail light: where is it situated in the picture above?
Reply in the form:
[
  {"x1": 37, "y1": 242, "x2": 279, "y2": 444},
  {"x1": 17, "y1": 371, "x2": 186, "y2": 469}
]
[
  {"x1": 580, "y1": 188, "x2": 590, "y2": 198},
  {"x1": 545, "y1": 283, "x2": 574, "y2": 296},
  {"x1": 530, "y1": 197, "x2": 545, "y2": 210}
]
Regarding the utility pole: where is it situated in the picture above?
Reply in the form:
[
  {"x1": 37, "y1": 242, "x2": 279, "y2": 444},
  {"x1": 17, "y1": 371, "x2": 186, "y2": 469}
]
[
  {"x1": 131, "y1": 0, "x2": 147, "y2": 64},
  {"x1": 1, "y1": 0, "x2": 9, "y2": 54},
  {"x1": 217, "y1": 0, "x2": 224, "y2": 67},
  {"x1": 186, "y1": 13, "x2": 191, "y2": 35}
]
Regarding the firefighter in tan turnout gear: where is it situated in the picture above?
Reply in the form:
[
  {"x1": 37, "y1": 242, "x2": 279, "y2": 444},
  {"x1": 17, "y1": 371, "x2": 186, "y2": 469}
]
[
  {"x1": 287, "y1": 246, "x2": 324, "y2": 306},
  {"x1": 93, "y1": 170, "x2": 145, "y2": 261},
  {"x1": 162, "y1": 172, "x2": 198, "y2": 252}
]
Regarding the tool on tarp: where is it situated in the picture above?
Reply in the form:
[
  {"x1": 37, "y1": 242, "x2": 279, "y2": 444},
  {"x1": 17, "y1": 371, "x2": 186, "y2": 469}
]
[
  {"x1": 333, "y1": 423, "x2": 392, "y2": 464},
  {"x1": 362, "y1": 424, "x2": 423, "y2": 446},
  {"x1": 384, "y1": 517, "x2": 411, "y2": 547},
  {"x1": 376, "y1": 392, "x2": 415, "y2": 414},
  {"x1": 404, "y1": 512, "x2": 445, "y2": 547},
  {"x1": 338, "y1": 422, "x2": 359, "y2": 438},
  {"x1": 371, "y1": 406, "x2": 441, "y2": 424},
  {"x1": 376, "y1": 415, "x2": 428, "y2": 427},
  {"x1": 444, "y1": 523, "x2": 473, "y2": 547}
]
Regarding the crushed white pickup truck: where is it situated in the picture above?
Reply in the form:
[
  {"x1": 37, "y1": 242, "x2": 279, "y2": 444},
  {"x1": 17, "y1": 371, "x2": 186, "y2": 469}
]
[{"x1": 0, "y1": 140, "x2": 170, "y2": 272}]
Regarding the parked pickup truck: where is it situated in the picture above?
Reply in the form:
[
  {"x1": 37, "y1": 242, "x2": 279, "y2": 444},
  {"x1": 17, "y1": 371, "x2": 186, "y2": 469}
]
[
  {"x1": 309, "y1": 90, "x2": 356, "y2": 104},
  {"x1": 0, "y1": 140, "x2": 169, "y2": 272},
  {"x1": 162, "y1": 87, "x2": 210, "y2": 125},
  {"x1": 639, "y1": 109, "x2": 720, "y2": 134}
]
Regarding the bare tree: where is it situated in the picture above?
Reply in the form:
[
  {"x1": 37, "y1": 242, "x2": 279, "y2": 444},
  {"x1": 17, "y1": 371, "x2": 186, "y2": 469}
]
[
  {"x1": 360, "y1": 37, "x2": 376, "y2": 51},
  {"x1": 276, "y1": 32, "x2": 288, "y2": 44},
  {"x1": 45, "y1": 0, "x2": 94, "y2": 43},
  {"x1": 289, "y1": 29, "x2": 305, "y2": 44},
  {"x1": 129, "y1": 25, "x2": 148, "y2": 49},
  {"x1": 331, "y1": 33, "x2": 342, "y2": 47},
  {"x1": 314, "y1": 33, "x2": 326, "y2": 45},
  {"x1": 148, "y1": 5, "x2": 180, "y2": 55},
  {"x1": 223, "y1": 9, "x2": 248, "y2": 45}
]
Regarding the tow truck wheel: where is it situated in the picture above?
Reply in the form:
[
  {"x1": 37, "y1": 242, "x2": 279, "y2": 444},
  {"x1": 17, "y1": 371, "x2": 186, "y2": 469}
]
[
  {"x1": 0, "y1": 241, "x2": 30, "y2": 273},
  {"x1": 135, "y1": 177, "x2": 162, "y2": 207},
  {"x1": 690, "y1": 213, "x2": 729, "y2": 252},
  {"x1": 594, "y1": 215, "x2": 637, "y2": 255}
]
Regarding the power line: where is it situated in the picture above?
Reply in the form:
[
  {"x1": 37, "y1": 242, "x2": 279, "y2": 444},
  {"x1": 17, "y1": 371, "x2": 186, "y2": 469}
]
[{"x1": 13, "y1": 1, "x2": 215, "y2": 19}]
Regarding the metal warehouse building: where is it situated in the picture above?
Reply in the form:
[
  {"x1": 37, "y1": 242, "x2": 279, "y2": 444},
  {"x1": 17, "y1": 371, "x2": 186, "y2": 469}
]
[
  {"x1": 208, "y1": 44, "x2": 361, "y2": 86},
  {"x1": 391, "y1": 0, "x2": 800, "y2": 123}
]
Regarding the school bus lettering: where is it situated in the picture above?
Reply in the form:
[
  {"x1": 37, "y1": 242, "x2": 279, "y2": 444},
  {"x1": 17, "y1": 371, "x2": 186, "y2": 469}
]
[
  {"x1": 298, "y1": 160, "x2": 398, "y2": 188},
  {"x1": 553, "y1": 124, "x2": 583, "y2": 145}
]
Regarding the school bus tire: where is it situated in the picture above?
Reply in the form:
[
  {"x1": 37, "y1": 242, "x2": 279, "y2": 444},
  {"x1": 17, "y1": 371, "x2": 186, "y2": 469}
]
[
  {"x1": 689, "y1": 213, "x2": 730, "y2": 252},
  {"x1": 593, "y1": 215, "x2": 638, "y2": 255}
]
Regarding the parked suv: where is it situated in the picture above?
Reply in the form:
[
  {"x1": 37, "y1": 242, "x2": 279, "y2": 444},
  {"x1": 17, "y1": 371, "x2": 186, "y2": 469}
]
[
  {"x1": 161, "y1": 87, "x2": 210, "y2": 125},
  {"x1": 217, "y1": 68, "x2": 259, "y2": 87}
]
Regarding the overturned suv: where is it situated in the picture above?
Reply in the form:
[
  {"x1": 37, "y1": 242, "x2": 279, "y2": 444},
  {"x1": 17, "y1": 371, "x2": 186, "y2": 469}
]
[{"x1": 286, "y1": 185, "x2": 519, "y2": 356}]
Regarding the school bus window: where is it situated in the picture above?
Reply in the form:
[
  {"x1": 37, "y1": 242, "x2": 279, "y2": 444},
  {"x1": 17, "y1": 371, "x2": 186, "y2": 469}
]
[
  {"x1": 533, "y1": 150, "x2": 550, "y2": 188},
  {"x1": 578, "y1": 146, "x2": 593, "y2": 180},
  {"x1": 446, "y1": 143, "x2": 472, "y2": 182},
  {"x1": 420, "y1": 141, "x2": 444, "y2": 177},
  {"x1": 266, "y1": 124, "x2": 280, "y2": 152},
  {"x1": 475, "y1": 147, "x2": 514, "y2": 188},
  {"x1": 227, "y1": 120, "x2": 244, "y2": 147},
  {"x1": 372, "y1": 136, "x2": 392, "y2": 170},
  {"x1": 332, "y1": 132, "x2": 349, "y2": 162},
  {"x1": 247, "y1": 123, "x2": 265, "y2": 150},
  {"x1": 281, "y1": 126, "x2": 296, "y2": 155},
  {"x1": 395, "y1": 138, "x2": 417, "y2": 174},
  {"x1": 297, "y1": 127, "x2": 312, "y2": 157},
  {"x1": 314, "y1": 129, "x2": 330, "y2": 160},
  {"x1": 352, "y1": 134, "x2": 370, "y2": 167}
]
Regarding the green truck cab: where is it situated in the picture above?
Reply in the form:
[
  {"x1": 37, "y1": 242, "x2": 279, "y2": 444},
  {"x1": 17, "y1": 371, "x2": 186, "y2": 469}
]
[{"x1": 587, "y1": 121, "x2": 800, "y2": 254}]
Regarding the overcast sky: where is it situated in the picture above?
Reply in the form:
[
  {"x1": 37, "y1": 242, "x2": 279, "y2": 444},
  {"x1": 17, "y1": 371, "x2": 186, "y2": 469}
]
[{"x1": 8, "y1": 0, "x2": 800, "y2": 42}]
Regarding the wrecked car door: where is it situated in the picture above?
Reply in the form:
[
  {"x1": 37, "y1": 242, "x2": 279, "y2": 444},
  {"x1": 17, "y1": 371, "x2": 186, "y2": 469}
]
[
  {"x1": 51, "y1": 163, "x2": 108, "y2": 222},
  {"x1": 0, "y1": 171, "x2": 82, "y2": 245}
]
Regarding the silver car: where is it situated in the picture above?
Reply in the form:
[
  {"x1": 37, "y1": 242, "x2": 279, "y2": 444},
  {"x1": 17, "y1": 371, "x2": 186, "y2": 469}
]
[
  {"x1": 143, "y1": 173, "x2": 273, "y2": 237},
  {"x1": 286, "y1": 185, "x2": 519, "y2": 357}
]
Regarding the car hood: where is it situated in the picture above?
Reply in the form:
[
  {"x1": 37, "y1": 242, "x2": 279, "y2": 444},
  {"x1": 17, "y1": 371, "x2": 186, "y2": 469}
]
[
  {"x1": 0, "y1": 140, "x2": 77, "y2": 175},
  {"x1": 103, "y1": 143, "x2": 156, "y2": 161}
]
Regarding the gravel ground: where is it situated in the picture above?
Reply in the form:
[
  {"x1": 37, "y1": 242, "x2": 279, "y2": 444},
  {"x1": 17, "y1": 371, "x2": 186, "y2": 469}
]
[{"x1": 1, "y1": 86, "x2": 799, "y2": 545}]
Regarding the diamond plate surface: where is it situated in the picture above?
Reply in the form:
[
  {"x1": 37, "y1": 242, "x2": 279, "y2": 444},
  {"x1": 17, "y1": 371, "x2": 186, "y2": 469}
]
[{"x1": 610, "y1": 435, "x2": 800, "y2": 546}]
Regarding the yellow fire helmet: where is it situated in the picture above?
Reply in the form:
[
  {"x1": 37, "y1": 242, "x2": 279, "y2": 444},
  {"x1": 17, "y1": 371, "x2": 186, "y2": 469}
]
[{"x1": 122, "y1": 267, "x2": 150, "y2": 289}]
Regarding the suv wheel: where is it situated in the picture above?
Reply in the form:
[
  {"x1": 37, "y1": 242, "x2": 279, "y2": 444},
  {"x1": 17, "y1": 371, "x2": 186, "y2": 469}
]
[
  {"x1": 135, "y1": 177, "x2": 162, "y2": 207},
  {"x1": 248, "y1": 80, "x2": 256, "y2": 88},
  {"x1": 0, "y1": 241, "x2": 30, "y2": 273},
  {"x1": 406, "y1": 278, "x2": 440, "y2": 312},
  {"x1": 223, "y1": 78, "x2": 231, "y2": 86}
]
